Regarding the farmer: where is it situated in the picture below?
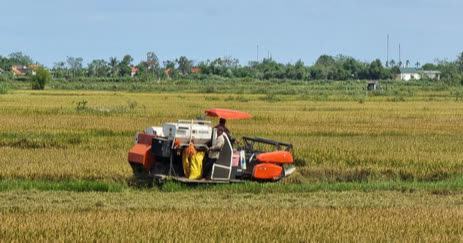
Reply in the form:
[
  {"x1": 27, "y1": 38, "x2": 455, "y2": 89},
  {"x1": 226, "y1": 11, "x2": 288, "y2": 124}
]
[
  {"x1": 203, "y1": 127, "x2": 225, "y2": 179},
  {"x1": 214, "y1": 118, "x2": 237, "y2": 144}
]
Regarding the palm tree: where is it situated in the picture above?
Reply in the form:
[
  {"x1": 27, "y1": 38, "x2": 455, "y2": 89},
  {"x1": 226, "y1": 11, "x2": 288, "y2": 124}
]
[
  {"x1": 406, "y1": 60, "x2": 410, "y2": 67},
  {"x1": 108, "y1": 57, "x2": 119, "y2": 77},
  {"x1": 389, "y1": 59, "x2": 396, "y2": 67},
  {"x1": 415, "y1": 62, "x2": 420, "y2": 68}
]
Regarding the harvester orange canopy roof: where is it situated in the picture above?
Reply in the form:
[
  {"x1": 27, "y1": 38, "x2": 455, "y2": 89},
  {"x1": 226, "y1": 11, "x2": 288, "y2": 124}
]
[{"x1": 205, "y1": 108, "x2": 253, "y2": 120}]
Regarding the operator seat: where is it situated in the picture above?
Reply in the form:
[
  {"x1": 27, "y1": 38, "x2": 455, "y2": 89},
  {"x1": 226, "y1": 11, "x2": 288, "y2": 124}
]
[{"x1": 211, "y1": 132, "x2": 233, "y2": 180}]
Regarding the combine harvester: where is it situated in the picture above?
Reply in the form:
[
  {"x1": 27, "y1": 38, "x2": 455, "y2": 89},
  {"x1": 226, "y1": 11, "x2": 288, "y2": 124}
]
[{"x1": 128, "y1": 108, "x2": 296, "y2": 183}]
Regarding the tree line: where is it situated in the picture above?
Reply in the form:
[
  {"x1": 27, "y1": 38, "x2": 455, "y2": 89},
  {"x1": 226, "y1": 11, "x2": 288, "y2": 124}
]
[{"x1": 1, "y1": 51, "x2": 463, "y2": 82}]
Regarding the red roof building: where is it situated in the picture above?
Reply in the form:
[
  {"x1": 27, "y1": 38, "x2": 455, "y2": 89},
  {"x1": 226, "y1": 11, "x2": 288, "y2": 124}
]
[{"x1": 131, "y1": 67, "x2": 138, "y2": 77}]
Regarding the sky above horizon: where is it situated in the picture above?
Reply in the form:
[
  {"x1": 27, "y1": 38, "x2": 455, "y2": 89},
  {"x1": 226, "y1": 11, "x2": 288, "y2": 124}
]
[{"x1": 1, "y1": 0, "x2": 462, "y2": 68}]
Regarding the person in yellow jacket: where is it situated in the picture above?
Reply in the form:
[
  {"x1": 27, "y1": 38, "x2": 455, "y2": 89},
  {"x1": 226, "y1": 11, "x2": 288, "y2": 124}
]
[{"x1": 203, "y1": 127, "x2": 224, "y2": 179}]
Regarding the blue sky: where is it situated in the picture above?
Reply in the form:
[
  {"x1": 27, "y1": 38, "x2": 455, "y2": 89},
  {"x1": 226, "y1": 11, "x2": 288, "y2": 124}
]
[{"x1": 1, "y1": 0, "x2": 462, "y2": 67}]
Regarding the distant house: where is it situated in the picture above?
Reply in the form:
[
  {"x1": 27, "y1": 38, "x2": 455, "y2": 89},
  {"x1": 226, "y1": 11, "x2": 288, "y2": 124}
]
[
  {"x1": 397, "y1": 67, "x2": 441, "y2": 81},
  {"x1": 191, "y1": 68, "x2": 200, "y2": 74},
  {"x1": 367, "y1": 81, "x2": 377, "y2": 91},
  {"x1": 11, "y1": 64, "x2": 38, "y2": 76},
  {"x1": 164, "y1": 68, "x2": 171, "y2": 79},
  {"x1": 131, "y1": 67, "x2": 138, "y2": 77}
]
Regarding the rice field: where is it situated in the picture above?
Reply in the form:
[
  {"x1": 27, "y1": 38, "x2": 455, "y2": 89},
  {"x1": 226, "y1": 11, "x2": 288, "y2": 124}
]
[
  {"x1": 1, "y1": 190, "x2": 463, "y2": 241},
  {"x1": 1, "y1": 88, "x2": 463, "y2": 240},
  {"x1": 1, "y1": 90, "x2": 462, "y2": 182}
]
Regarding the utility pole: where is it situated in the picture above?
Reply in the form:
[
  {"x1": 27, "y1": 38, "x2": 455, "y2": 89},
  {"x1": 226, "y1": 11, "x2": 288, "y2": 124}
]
[
  {"x1": 257, "y1": 41, "x2": 259, "y2": 63},
  {"x1": 399, "y1": 44, "x2": 401, "y2": 67},
  {"x1": 387, "y1": 34, "x2": 389, "y2": 67}
]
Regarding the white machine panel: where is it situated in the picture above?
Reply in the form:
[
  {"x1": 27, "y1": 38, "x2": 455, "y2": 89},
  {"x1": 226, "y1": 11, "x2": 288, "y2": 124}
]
[
  {"x1": 163, "y1": 121, "x2": 212, "y2": 146},
  {"x1": 145, "y1": 126, "x2": 164, "y2": 136}
]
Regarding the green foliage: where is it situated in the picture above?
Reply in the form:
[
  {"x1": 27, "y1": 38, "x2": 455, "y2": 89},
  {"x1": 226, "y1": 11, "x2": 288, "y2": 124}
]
[
  {"x1": 75, "y1": 100, "x2": 88, "y2": 111},
  {"x1": 0, "y1": 74, "x2": 9, "y2": 82},
  {"x1": 87, "y1": 59, "x2": 109, "y2": 77},
  {"x1": 66, "y1": 56, "x2": 83, "y2": 77},
  {"x1": 456, "y1": 51, "x2": 463, "y2": 73},
  {"x1": 118, "y1": 55, "x2": 134, "y2": 77},
  {"x1": 357, "y1": 96, "x2": 366, "y2": 104},
  {"x1": 108, "y1": 57, "x2": 119, "y2": 77},
  {"x1": 203, "y1": 86, "x2": 216, "y2": 93},
  {"x1": 422, "y1": 63, "x2": 437, "y2": 70},
  {"x1": 161, "y1": 181, "x2": 185, "y2": 192},
  {"x1": 368, "y1": 59, "x2": 384, "y2": 79},
  {"x1": 6, "y1": 50, "x2": 463, "y2": 83},
  {"x1": 8, "y1": 52, "x2": 33, "y2": 65},
  {"x1": 224, "y1": 95, "x2": 249, "y2": 102},
  {"x1": 176, "y1": 56, "x2": 192, "y2": 75},
  {"x1": 0, "y1": 82, "x2": 8, "y2": 94},
  {"x1": 30, "y1": 67, "x2": 51, "y2": 90}
]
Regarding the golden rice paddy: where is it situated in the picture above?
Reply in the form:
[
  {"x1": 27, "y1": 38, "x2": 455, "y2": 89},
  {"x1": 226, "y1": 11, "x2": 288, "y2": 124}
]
[{"x1": 1, "y1": 89, "x2": 463, "y2": 241}]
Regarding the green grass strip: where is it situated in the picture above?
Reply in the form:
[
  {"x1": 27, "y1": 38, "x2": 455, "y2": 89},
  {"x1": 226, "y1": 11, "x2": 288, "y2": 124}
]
[
  {"x1": 2, "y1": 176, "x2": 463, "y2": 193},
  {"x1": 160, "y1": 176, "x2": 463, "y2": 193}
]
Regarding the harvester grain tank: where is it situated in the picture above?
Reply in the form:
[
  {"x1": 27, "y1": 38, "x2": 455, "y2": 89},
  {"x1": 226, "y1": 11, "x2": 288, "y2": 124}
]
[{"x1": 128, "y1": 108, "x2": 296, "y2": 183}]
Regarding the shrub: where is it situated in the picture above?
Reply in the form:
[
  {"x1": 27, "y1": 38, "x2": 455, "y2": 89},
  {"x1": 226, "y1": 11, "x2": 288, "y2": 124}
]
[
  {"x1": 203, "y1": 86, "x2": 216, "y2": 93},
  {"x1": 0, "y1": 74, "x2": 9, "y2": 82},
  {"x1": 0, "y1": 83, "x2": 8, "y2": 94},
  {"x1": 75, "y1": 100, "x2": 88, "y2": 111},
  {"x1": 30, "y1": 66, "x2": 51, "y2": 90}
]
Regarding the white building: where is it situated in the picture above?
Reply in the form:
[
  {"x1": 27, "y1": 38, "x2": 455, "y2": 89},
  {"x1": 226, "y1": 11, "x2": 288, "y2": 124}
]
[{"x1": 397, "y1": 67, "x2": 441, "y2": 81}]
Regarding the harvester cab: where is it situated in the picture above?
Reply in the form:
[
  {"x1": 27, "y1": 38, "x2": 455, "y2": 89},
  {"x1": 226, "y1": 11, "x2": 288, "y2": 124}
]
[{"x1": 128, "y1": 108, "x2": 296, "y2": 183}]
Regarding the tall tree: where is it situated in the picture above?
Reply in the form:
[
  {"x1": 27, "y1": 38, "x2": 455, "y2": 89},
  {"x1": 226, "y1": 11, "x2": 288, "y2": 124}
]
[
  {"x1": 0, "y1": 55, "x2": 14, "y2": 71},
  {"x1": 340, "y1": 57, "x2": 362, "y2": 79},
  {"x1": 368, "y1": 59, "x2": 384, "y2": 79},
  {"x1": 108, "y1": 57, "x2": 119, "y2": 77},
  {"x1": 146, "y1": 52, "x2": 160, "y2": 72},
  {"x1": 163, "y1": 60, "x2": 176, "y2": 69},
  {"x1": 422, "y1": 63, "x2": 436, "y2": 70},
  {"x1": 415, "y1": 61, "x2": 420, "y2": 68},
  {"x1": 9, "y1": 52, "x2": 33, "y2": 65},
  {"x1": 52, "y1": 61, "x2": 67, "y2": 78},
  {"x1": 66, "y1": 56, "x2": 83, "y2": 77},
  {"x1": 118, "y1": 55, "x2": 133, "y2": 77},
  {"x1": 456, "y1": 51, "x2": 463, "y2": 73},
  {"x1": 88, "y1": 59, "x2": 109, "y2": 77},
  {"x1": 313, "y1": 55, "x2": 336, "y2": 79},
  {"x1": 315, "y1": 55, "x2": 336, "y2": 67},
  {"x1": 176, "y1": 56, "x2": 192, "y2": 75}
]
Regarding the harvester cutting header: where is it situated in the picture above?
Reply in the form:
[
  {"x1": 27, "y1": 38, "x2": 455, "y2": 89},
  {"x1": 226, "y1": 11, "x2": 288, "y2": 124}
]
[{"x1": 128, "y1": 108, "x2": 296, "y2": 183}]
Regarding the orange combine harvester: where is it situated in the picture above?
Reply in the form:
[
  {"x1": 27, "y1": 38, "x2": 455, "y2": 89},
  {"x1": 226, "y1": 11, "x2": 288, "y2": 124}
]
[{"x1": 128, "y1": 108, "x2": 296, "y2": 183}]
